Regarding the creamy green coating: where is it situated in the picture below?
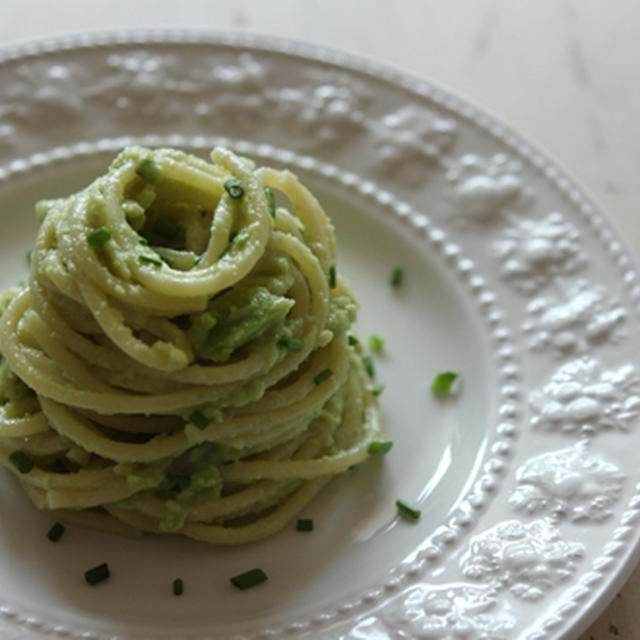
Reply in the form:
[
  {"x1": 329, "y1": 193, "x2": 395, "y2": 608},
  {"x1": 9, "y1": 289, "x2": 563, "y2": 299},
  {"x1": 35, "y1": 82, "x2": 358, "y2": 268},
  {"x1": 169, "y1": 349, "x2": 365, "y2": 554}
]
[{"x1": 188, "y1": 286, "x2": 294, "y2": 362}]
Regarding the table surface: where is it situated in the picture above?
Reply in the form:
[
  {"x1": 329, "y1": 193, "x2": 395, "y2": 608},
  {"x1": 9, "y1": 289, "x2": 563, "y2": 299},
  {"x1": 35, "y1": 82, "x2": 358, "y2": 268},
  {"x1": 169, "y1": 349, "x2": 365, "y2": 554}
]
[{"x1": 1, "y1": 2, "x2": 639, "y2": 638}]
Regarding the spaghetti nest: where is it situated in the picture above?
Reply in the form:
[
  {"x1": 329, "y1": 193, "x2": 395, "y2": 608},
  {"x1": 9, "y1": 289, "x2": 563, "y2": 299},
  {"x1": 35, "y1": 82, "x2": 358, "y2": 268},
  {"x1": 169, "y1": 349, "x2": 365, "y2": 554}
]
[{"x1": 0, "y1": 146, "x2": 382, "y2": 543}]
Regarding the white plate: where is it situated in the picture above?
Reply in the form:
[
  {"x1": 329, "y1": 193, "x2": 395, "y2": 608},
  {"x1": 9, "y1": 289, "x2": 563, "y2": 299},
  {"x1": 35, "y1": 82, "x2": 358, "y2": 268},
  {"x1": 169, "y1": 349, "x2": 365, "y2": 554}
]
[{"x1": 0, "y1": 31, "x2": 638, "y2": 640}]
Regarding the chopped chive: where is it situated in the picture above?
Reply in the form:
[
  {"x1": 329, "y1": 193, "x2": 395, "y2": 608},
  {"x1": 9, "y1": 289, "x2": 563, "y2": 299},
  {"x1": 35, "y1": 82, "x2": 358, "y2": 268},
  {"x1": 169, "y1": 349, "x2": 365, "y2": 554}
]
[
  {"x1": 84, "y1": 562, "x2": 110, "y2": 585},
  {"x1": 138, "y1": 234, "x2": 149, "y2": 245},
  {"x1": 431, "y1": 371, "x2": 461, "y2": 396},
  {"x1": 46, "y1": 522, "x2": 65, "y2": 542},
  {"x1": 224, "y1": 179, "x2": 244, "y2": 199},
  {"x1": 348, "y1": 335, "x2": 359, "y2": 347},
  {"x1": 362, "y1": 355, "x2": 375, "y2": 379},
  {"x1": 390, "y1": 266, "x2": 404, "y2": 288},
  {"x1": 396, "y1": 499, "x2": 421, "y2": 520},
  {"x1": 135, "y1": 158, "x2": 163, "y2": 184},
  {"x1": 26, "y1": 250, "x2": 33, "y2": 265},
  {"x1": 368, "y1": 334, "x2": 385, "y2": 352},
  {"x1": 138, "y1": 254, "x2": 163, "y2": 267},
  {"x1": 371, "y1": 383, "x2": 385, "y2": 397},
  {"x1": 173, "y1": 578, "x2": 184, "y2": 596},
  {"x1": 278, "y1": 336, "x2": 305, "y2": 352},
  {"x1": 329, "y1": 266, "x2": 337, "y2": 289},
  {"x1": 265, "y1": 187, "x2": 276, "y2": 218},
  {"x1": 230, "y1": 568, "x2": 268, "y2": 590},
  {"x1": 152, "y1": 218, "x2": 181, "y2": 241},
  {"x1": 296, "y1": 518, "x2": 313, "y2": 532},
  {"x1": 86, "y1": 226, "x2": 112, "y2": 248},
  {"x1": 160, "y1": 254, "x2": 174, "y2": 267},
  {"x1": 9, "y1": 450, "x2": 33, "y2": 474},
  {"x1": 193, "y1": 255, "x2": 202, "y2": 266},
  {"x1": 314, "y1": 369, "x2": 333, "y2": 385},
  {"x1": 189, "y1": 410, "x2": 210, "y2": 430},
  {"x1": 368, "y1": 440, "x2": 393, "y2": 456}
]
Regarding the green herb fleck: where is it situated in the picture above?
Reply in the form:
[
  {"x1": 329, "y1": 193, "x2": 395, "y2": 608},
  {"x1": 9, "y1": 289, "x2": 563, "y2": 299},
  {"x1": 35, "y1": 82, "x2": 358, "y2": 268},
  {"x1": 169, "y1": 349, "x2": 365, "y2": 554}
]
[
  {"x1": 160, "y1": 254, "x2": 174, "y2": 267},
  {"x1": 9, "y1": 450, "x2": 33, "y2": 474},
  {"x1": 173, "y1": 578, "x2": 184, "y2": 596},
  {"x1": 314, "y1": 369, "x2": 333, "y2": 385},
  {"x1": 135, "y1": 158, "x2": 163, "y2": 184},
  {"x1": 189, "y1": 410, "x2": 210, "y2": 430},
  {"x1": 224, "y1": 179, "x2": 244, "y2": 199},
  {"x1": 138, "y1": 255, "x2": 163, "y2": 267},
  {"x1": 368, "y1": 440, "x2": 393, "y2": 456},
  {"x1": 84, "y1": 562, "x2": 110, "y2": 585},
  {"x1": 368, "y1": 334, "x2": 385, "y2": 352},
  {"x1": 371, "y1": 383, "x2": 385, "y2": 397},
  {"x1": 362, "y1": 355, "x2": 375, "y2": 379},
  {"x1": 86, "y1": 226, "x2": 112, "y2": 248},
  {"x1": 46, "y1": 522, "x2": 65, "y2": 542},
  {"x1": 296, "y1": 518, "x2": 313, "y2": 532},
  {"x1": 278, "y1": 336, "x2": 305, "y2": 352},
  {"x1": 138, "y1": 234, "x2": 149, "y2": 245},
  {"x1": 265, "y1": 187, "x2": 276, "y2": 217},
  {"x1": 329, "y1": 266, "x2": 337, "y2": 289},
  {"x1": 230, "y1": 568, "x2": 268, "y2": 590},
  {"x1": 396, "y1": 499, "x2": 421, "y2": 520},
  {"x1": 26, "y1": 250, "x2": 33, "y2": 265},
  {"x1": 390, "y1": 266, "x2": 404, "y2": 288},
  {"x1": 431, "y1": 371, "x2": 461, "y2": 396}
]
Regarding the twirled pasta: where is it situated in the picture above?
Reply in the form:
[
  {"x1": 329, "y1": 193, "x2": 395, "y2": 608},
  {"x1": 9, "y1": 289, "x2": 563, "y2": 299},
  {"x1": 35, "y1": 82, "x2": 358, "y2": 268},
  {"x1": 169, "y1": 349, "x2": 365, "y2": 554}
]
[{"x1": 0, "y1": 146, "x2": 382, "y2": 543}]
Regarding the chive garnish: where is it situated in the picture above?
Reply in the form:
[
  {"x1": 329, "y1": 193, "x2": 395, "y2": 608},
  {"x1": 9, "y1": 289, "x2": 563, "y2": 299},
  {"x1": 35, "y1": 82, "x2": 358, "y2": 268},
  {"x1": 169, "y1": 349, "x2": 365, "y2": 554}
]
[
  {"x1": 265, "y1": 187, "x2": 276, "y2": 217},
  {"x1": 396, "y1": 499, "x2": 421, "y2": 520},
  {"x1": 152, "y1": 218, "x2": 181, "y2": 241},
  {"x1": 278, "y1": 336, "x2": 305, "y2": 352},
  {"x1": 362, "y1": 355, "x2": 375, "y2": 379},
  {"x1": 84, "y1": 562, "x2": 110, "y2": 585},
  {"x1": 46, "y1": 522, "x2": 65, "y2": 542},
  {"x1": 86, "y1": 226, "x2": 112, "y2": 248},
  {"x1": 224, "y1": 179, "x2": 244, "y2": 199},
  {"x1": 230, "y1": 568, "x2": 268, "y2": 590},
  {"x1": 9, "y1": 450, "x2": 33, "y2": 474},
  {"x1": 371, "y1": 383, "x2": 385, "y2": 397},
  {"x1": 189, "y1": 410, "x2": 210, "y2": 430},
  {"x1": 390, "y1": 266, "x2": 404, "y2": 288},
  {"x1": 314, "y1": 369, "x2": 333, "y2": 385},
  {"x1": 329, "y1": 266, "x2": 337, "y2": 289},
  {"x1": 368, "y1": 440, "x2": 393, "y2": 456},
  {"x1": 138, "y1": 234, "x2": 149, "y2": 245},
  {"x1": 26, "y1": 250, "x2": 32, "y2": 265},
  {"x1": 160, "y1": 254, "x2": 174, "y2": 267},
  {"x1": 431, "y1": 371, "x2": 461, "y2": 396},
  {"x1": 173, "y1": 578, "x2": 184, "y2": 596},
  {"x1": 135, "y1": 158, "x2": 163, "y2": 184},
  {"x1": 368, "y1": 334, "x2": 385, "y2": 352},
  {"x1": 296, "y1": 518, "x2": 313, "y2": 532},
  {"x1": 348, "y1": 335, "x2": 359, "y2": 347},
  {"x1": 138, "y1": 255, "x2": 163, "y2": 267}
]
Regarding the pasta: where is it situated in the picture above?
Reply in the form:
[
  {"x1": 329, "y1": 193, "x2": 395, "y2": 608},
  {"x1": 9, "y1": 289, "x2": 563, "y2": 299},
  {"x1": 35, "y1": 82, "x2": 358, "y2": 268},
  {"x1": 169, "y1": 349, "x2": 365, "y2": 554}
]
[{"x1": 0, "y1": 146, "x2": 382, "y2": 543}]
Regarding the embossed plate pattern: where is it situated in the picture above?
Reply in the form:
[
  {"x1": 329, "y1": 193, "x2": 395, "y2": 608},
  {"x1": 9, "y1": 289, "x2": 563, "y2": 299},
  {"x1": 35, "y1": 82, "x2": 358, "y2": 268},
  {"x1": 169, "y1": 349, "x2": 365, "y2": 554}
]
[{"x1": 0, "y1": 31, "x2": 638, "y2": 640}]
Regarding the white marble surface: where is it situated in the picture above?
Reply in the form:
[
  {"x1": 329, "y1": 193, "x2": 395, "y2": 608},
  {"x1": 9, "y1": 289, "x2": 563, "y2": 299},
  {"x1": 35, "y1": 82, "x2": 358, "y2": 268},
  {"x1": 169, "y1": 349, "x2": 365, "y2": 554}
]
[{"x1": 0, "y1": 1, "x2": 638, "y2": 638}]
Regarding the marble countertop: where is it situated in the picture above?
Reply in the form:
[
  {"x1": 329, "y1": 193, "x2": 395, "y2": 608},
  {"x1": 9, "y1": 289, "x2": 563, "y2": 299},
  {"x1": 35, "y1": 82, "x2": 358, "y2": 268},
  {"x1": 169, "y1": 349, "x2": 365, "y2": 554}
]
[{"x1": 1, "y1": 1, "x2": 638, "y2": 638}]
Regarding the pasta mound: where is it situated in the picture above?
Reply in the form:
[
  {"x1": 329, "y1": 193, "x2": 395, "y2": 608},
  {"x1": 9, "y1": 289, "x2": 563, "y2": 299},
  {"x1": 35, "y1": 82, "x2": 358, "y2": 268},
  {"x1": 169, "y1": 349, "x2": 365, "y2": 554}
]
[{"x1": 0, "y1": 146, "x2": 382, "y2": 543}]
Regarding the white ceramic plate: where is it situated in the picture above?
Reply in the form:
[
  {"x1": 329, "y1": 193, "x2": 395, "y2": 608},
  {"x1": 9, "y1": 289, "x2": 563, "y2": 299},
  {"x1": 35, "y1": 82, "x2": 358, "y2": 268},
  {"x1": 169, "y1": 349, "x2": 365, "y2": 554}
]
[{"x1": 0, "y1": 31, "x2": 638, "y2": 640}]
